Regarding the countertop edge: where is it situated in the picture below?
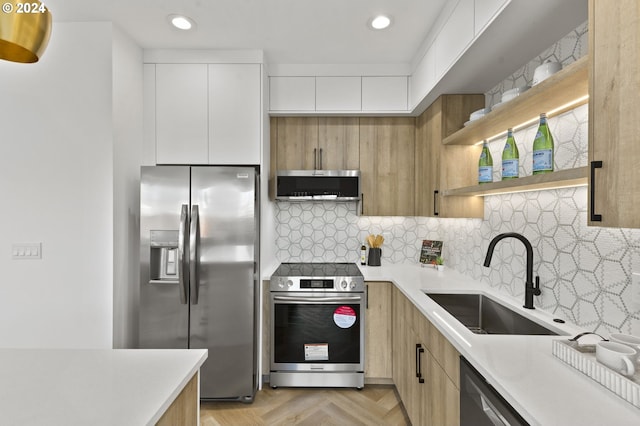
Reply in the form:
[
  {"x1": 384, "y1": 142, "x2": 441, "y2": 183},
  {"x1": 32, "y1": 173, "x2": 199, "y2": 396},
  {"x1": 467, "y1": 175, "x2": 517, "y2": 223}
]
[{"x1": 147, "y1": 349, "x2": 209, "y2": 425}]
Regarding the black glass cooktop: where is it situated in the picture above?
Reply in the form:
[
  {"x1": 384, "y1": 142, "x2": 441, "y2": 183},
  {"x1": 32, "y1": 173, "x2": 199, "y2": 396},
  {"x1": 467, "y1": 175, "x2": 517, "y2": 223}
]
[{"x1": 272, "y1": 262, "x2": 362, "y2": 278}]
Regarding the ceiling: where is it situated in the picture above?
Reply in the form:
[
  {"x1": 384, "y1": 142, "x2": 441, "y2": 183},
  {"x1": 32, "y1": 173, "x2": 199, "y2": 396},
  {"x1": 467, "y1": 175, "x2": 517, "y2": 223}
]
[{"x1": 43, "y1": 0, "x2": 449, "y2": 64}]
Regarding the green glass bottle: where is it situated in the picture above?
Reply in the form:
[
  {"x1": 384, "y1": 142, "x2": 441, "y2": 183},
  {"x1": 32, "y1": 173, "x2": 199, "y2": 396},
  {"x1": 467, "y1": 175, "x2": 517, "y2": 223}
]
[
  {"x1": 532, "y1": 113, "x2": 554, "y2": 174},
  {"x1": 478, "y1": 140, "x2": 493, "y2": 184},
  {"x1": 501, "y1": 128, "x2": 519, "y2": 180}
]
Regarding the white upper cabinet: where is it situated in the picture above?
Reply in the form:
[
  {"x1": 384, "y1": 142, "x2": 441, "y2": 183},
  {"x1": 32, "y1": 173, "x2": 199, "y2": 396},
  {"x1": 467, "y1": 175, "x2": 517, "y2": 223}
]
[
  {"x1": 269, "y1": 76, "x2": 315, "y2": 111},
  {"x1": 434, "y1": 0, "x2": 475, "y2": 80},
  {"x1": 409, "y1": 45, "x2": 436, "y2": 109},
  {"x1": 315, "y1": 77, "x2": 362, "y2": 111},
  {"x1": 155, "y1": 64, "x2": 209, "y2": 165},
  {"x1": 362, "y1": 77, "x2": 408, "y2": 111},
  {"x1": 475, "y1": 0, "x2": 509, "y2": 36},
  {"x1": 148, "y1": 62, "x2": 262, "y2": 165},
  {"x1": 208, "y1": 63, "x2": 261, "y2": 164}
]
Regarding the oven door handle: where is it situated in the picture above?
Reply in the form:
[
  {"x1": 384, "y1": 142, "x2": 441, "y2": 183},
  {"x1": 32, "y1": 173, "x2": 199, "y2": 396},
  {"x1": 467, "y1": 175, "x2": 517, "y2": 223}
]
[{"x1": 273, "y1": 295, "x2": 362, "y2": 303}]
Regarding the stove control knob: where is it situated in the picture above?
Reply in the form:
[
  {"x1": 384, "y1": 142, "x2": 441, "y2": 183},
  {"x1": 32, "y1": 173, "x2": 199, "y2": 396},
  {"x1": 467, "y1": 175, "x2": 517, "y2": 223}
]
[
  {"x1": 350, "y1": 282, "x2": 357, "y2": 290},
  {"x1": 278, "y1": 279, "x2": 285, "y2": 289},
  {"x1": 286, "y1": 280, "x2": 294, "y2": 288},
  {"x1": 340, "y1": 280, "x2": 348, "y2": 289}
]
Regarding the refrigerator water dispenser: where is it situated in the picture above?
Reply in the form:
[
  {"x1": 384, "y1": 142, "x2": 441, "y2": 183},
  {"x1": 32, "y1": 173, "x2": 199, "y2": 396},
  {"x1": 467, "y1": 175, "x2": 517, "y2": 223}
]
[{"x1": 149, "y1": 230, "x2": 180, "y2": 283}]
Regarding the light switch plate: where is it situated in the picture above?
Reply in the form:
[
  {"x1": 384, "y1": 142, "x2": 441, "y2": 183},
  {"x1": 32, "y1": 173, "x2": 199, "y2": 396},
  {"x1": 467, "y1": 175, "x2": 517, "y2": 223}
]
[{"x1": 12, "y1": 243, "x2": 42, "y2": 260}]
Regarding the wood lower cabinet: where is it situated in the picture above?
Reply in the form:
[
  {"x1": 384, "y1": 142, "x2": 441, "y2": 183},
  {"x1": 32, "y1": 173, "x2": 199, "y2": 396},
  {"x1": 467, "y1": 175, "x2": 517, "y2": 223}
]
[
  {"x1": 588, "y1": 0, "x2": 640, "y2": 228},
  {"x1": 365, "y1": 281, "x2": 392, "y2": 382},
  {"x1": 415, "y1": 94, "x2": 485, "y2": 218},
  {"x1": 392, "y1": 286, "x2": 460, "y2": 426},
  {"x1": 360, "y1": 117, "x2": 416, "y2": 216}
]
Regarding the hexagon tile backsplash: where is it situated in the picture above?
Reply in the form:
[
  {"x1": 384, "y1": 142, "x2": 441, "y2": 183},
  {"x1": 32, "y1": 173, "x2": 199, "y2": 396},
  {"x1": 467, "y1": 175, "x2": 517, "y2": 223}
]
[{"x1": 275, "y1": 21, "x2": 640, "y2": 335}]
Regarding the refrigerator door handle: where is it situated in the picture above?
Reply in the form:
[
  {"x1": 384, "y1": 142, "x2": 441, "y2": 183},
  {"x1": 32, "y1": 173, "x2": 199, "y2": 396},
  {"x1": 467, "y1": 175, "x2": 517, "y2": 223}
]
[
  {"x1": 178, "y1": 204, "x2": 189, "y2": 305},
  {"x1": 190, "y1": 204, "x2": 200, "y2": 305}
]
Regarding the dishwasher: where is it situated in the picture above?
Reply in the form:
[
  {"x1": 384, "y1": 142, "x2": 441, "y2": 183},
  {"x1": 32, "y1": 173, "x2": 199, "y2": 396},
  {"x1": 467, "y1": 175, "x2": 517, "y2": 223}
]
[{"x1": 459, "y1": 357, "x2": 529, "y2": 426}]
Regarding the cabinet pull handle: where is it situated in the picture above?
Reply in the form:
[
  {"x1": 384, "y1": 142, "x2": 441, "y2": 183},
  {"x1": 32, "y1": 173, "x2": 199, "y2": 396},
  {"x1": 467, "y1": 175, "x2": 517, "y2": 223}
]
[
  {"x1": 313, "y1": 148, "x2": 317, "y2": 170},
  {"x1": 590, "y1": 161, "x2": 603, "y2": 222},
  {"x1": 360, "y1": 193, "x2": 364, "y2": 215},
  {"x1": 433, "y1": 190, "x2": 439, "y2": 216},
  {"x1": 416, "y1": 344, "x2": 425, "y2": 383},
  {"x1": 319, "y1": 148, "x2": 323, "y2": 169},
  {"x1": 366, "y1": 284, "x2": 369, "y2": 309}
]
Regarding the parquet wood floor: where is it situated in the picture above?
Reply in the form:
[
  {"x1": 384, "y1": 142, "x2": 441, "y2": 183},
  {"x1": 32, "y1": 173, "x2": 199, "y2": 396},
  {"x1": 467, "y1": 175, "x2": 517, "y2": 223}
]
[{"x1": 200, "y1": 385, "x2": 410, "y2": 425}]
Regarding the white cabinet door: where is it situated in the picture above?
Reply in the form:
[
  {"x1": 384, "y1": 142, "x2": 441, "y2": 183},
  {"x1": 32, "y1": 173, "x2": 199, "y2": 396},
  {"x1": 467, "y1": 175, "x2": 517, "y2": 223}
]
[
  {"x1": 269, "y1": 76, "x2": 315, "y2": 111},
  {"x1": 410, "y1": 44, "x2": 437, "y2": 108},
  {"x1": 362, "y1": 77, "x2": 408, "y2": 111},
  {"x1": 155, "y1": 64, "x2": 208, "y2": 164},
  {"x1": 475, "y1": 0, "x2": 509, "y2": 36},
  {"x1": 315, "y1": 76, "x2": 362, "y2": 111},
  {"x1": 434, "y1": 0, "x2": 474, "y2": 80},
  {"x1": 209, "y1": 64, "x2": 261, "y2": 165},
  {"x1": 142, "y1": 64, "x2": 156, "y2": 166}
]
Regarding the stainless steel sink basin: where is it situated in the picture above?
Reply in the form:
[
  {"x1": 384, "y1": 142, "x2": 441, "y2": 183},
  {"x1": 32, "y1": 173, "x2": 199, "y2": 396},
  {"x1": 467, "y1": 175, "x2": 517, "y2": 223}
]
[{"x1": 425, "y1": 292, "x2": 561, "y2": 335}]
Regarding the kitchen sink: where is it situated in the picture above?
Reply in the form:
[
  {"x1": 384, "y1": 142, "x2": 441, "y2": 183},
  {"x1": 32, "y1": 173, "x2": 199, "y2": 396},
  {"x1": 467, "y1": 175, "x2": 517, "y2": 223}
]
[{"x1": 425, "y1": 292, "x2": 562, "y2": 335}]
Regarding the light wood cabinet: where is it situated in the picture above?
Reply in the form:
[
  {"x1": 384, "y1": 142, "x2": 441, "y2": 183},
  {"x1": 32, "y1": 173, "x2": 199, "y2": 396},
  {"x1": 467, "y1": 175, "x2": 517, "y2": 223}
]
[
  {"x1": 360, "y1": 117, "x2": 415, "y2": 216},
  {"x1": 588, "y1": 0, "x2": 640, "y2": 228},
  {"x1": 415, "y1": 95, "x2": 485, "y2": 218},
  {"x1": 365, "y1": 281, "x2": 392, "y2": 382},
  {"x1": 392, "y1": 286, "x2": 460, "y2": 426},
  {"x1": 272, "y1": 117, "x2": 359, "y2": 171}
]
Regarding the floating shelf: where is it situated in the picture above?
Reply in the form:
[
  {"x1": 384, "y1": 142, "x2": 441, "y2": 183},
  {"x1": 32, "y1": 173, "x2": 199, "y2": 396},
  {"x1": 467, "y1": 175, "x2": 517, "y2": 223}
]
[
  {"x1": 443, "y1": 56, "x2": 589, "y2": 146},
  {"x1": 442, "y1": 166, "x2": 588, "y2": 197}
]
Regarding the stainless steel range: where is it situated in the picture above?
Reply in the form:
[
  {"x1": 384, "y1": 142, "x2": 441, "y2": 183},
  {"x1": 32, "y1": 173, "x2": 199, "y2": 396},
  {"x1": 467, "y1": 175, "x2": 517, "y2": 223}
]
[{"x1": 269, "y1": 263, "x2": 365, "y2": 389}]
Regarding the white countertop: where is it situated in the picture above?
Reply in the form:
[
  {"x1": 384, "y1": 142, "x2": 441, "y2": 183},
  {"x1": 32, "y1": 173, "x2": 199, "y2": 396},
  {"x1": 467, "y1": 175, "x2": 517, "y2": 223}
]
[
  {"x1": 359, "y1": 263, "x2": 640, "y2": 426},
  {"x1": 0, "y1": 348, "x2": 207, "y2": 426}
]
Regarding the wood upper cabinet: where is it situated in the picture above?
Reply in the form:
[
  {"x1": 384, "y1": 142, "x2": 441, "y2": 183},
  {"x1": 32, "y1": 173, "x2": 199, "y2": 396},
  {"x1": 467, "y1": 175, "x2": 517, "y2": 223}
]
[
  {"x1": 588, "y1": 0, "x2": 640, "y2": 228},
  {"x1": 272, "y1": 117, "x2": 359, "y2": 171},
  {"x1": 360, "y1": 117, "x2": 415, "y2": 216},
  {"x1": 364, "y1": 281, "x2": 392, "y2": 382},
  {"x1": 415, "y1": 95, "x2": 485, "y2": 218}
]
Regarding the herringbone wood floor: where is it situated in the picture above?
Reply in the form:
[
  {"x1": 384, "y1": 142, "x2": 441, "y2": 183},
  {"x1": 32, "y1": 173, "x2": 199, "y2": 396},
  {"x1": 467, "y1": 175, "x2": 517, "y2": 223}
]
[{"x1": 201, "y1": 385, "x2": 410, "y2": 425}]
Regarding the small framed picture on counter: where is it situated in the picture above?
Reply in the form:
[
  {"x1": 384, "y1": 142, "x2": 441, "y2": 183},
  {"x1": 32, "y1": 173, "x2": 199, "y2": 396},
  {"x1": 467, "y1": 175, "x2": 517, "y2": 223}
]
[{"x1": 419, "y1": 240, "x2": 443, "y2": 266}]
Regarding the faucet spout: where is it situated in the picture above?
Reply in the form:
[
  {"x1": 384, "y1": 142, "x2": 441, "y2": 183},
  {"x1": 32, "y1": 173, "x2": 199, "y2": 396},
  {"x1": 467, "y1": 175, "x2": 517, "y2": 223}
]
[{"x1": 483, "y1": 232, "x2": 541, "y2": 309}]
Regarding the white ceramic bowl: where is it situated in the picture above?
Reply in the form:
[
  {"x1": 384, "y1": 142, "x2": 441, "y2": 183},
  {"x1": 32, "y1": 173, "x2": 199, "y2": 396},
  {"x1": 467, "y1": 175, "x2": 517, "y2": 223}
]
[
  {"x1": 596, "y1": 341, "x2": 637, "y2": 376},
  {"x1": 469, "y1": 107, "x2": 489, "y2": 121},
  {"x1": 501, "y1": 85, "x2": 530, "y2": 103},
  {"x1": 532, "y1": 60, "x2": 562, "y2": 86}
]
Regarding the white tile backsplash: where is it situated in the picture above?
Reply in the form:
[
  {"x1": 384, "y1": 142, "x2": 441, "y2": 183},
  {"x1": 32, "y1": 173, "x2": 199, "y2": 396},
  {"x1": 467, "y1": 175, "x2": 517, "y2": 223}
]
[{"x1": 275, "y1": 21, "x2": 640, "y2": 335}]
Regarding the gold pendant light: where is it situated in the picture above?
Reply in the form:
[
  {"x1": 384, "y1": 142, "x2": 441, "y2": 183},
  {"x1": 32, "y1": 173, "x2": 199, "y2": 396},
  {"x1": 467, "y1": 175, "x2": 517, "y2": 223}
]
[{"x1": 0, "y1": 0, "x2": 52, "y2": 63}]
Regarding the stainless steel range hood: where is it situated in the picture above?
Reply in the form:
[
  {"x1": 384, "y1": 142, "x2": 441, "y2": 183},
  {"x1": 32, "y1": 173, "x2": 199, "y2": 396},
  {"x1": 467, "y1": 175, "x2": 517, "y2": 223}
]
[{"x1": 275, "y1": 170, "x2": 360, "y2": 201}]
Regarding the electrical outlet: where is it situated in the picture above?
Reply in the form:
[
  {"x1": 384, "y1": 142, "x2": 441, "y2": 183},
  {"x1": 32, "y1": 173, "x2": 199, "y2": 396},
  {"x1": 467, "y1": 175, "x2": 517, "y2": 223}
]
[
  {"x1": 632, "y1": 272, "x2": 640, "y2": 308},
  {"x1": 11, "y1": 243, "x2": 41, "y2": 260}
]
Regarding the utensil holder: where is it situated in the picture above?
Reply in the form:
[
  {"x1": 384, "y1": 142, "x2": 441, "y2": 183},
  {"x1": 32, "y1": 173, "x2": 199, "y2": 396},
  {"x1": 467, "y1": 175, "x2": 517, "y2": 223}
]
[{"x1": 368, "y1": 248, "x2": 381, "y2": 266}]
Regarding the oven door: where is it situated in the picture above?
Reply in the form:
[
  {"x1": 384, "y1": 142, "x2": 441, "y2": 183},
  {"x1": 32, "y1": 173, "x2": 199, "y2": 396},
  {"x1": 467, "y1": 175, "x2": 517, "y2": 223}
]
[{"x1": 270, "y1": 292, "x2": 364, "y2": 372}]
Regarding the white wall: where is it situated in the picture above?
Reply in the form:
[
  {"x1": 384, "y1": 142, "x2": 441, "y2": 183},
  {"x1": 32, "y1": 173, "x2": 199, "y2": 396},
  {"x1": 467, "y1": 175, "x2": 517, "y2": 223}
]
[
  {"x1": 0, "y1": 22, "x2": 115, "y2": 348},
  {"x1": 112, "y1": 26, "x2": 144, "y2": 348}
]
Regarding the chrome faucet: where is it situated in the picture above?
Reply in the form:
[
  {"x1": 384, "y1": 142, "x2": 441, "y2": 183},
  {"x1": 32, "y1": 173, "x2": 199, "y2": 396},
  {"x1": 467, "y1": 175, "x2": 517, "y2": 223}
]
[{"x1": 483, "y1": 232, "x2": 541, "y2": 309}]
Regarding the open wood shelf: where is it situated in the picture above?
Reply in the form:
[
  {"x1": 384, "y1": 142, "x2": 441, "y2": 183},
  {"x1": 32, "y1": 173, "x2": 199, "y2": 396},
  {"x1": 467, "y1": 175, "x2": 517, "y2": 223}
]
[
  {"x1": 442, "y1": 166, "x2": 588, "y2": 197},
  {"x1": 443, "y1": 56, "x2": 589, "y2": 146}
]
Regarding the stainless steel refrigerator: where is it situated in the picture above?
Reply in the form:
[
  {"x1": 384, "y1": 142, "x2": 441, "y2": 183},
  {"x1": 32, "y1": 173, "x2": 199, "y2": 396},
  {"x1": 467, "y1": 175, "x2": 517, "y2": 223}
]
[{"x1": 139, "y1": 166, "x2": 259, "y2": 402}]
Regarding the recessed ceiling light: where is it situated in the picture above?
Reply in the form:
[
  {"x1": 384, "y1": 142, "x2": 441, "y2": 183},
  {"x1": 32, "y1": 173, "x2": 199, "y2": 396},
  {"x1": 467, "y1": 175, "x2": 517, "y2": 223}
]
[
  {"x1": 168, "y1": 14, "x2": 196, "y2": 31},
  {"x1": 370, "y1": 15, "x2": 391, "y2": 30}
]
